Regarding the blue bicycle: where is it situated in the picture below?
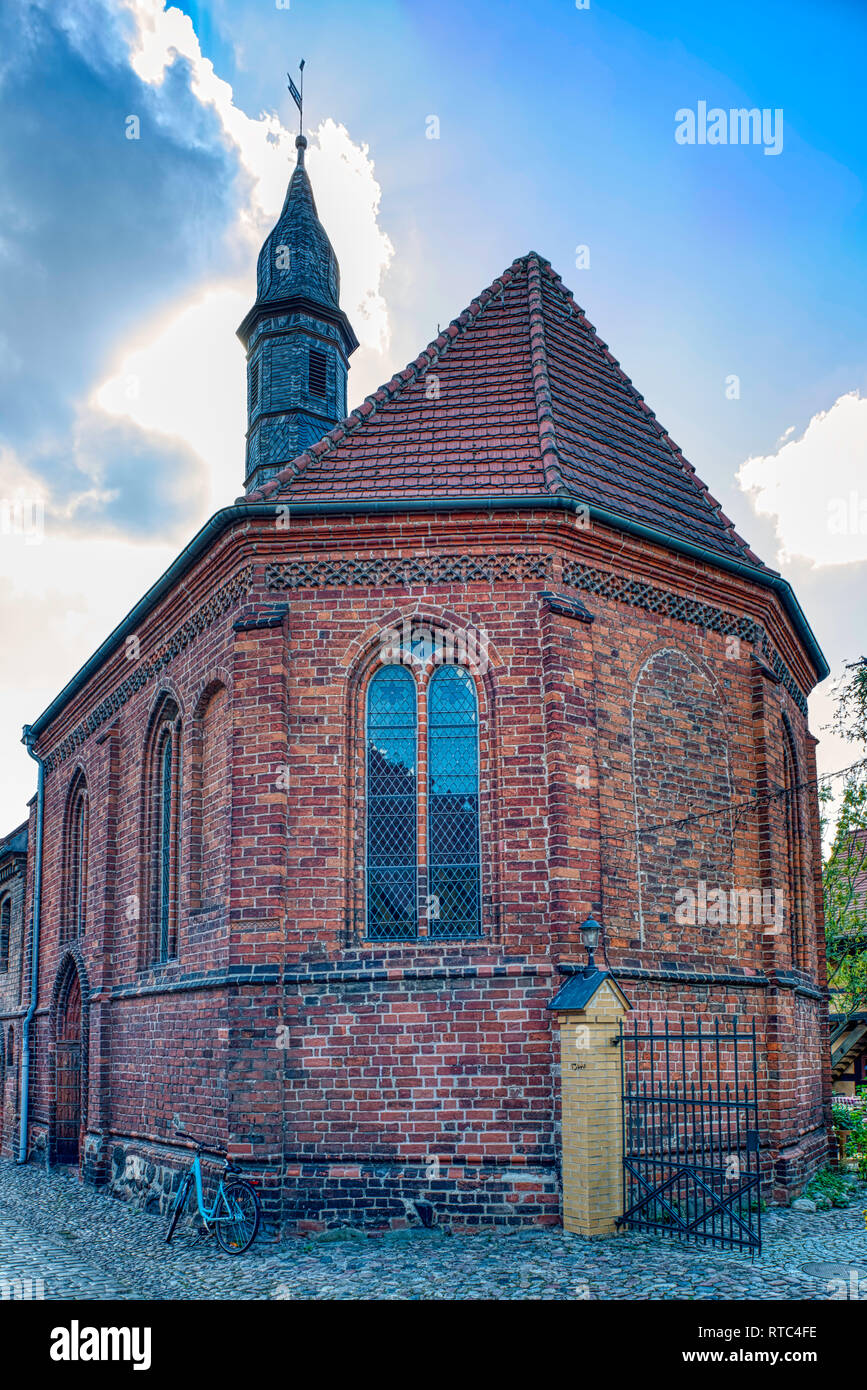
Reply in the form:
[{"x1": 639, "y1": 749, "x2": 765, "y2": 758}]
[{"x1": 165, "y1": 1127, "x2": 261, "y2": 1255}]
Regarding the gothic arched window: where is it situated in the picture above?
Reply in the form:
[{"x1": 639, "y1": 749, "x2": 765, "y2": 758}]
[
  {"x1": 148, "y1": 699, "x2": 182, "y2": 963},
  {"x1": 0, "y1": 896, "x2": 10, "y2": 973},
  {"x1": 64, "y1": 776, "x2": 89, "y2": 942},
  {"x1": 782, "y1": 722, "x2": 805, "y2": 966},
  {"x1": 366, "y1": 666, "x2": 417, "y2": 941},
  {"x1": 364, "y1": 660, "x2": 482, "y2": 942},
  {"x1": 428, "y1": 665, "x2": 481, "y2": 940}
]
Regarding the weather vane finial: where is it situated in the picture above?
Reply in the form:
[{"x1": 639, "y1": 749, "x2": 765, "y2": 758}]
[{"x1": 287, "y1": 59, "x2": 305, "y2": 140}]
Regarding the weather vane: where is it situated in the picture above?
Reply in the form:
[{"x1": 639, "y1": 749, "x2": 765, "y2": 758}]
[{"x1": 287, "y1": 59, "x2": 305, "y2": 138}]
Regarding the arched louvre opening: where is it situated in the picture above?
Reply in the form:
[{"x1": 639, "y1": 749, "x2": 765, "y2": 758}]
[
  {"x1": 366, "y1": 666, "x2": 417, "y2": 941},
  {"x1": 427, "y1": 666, "x2": 481, "y2": 939}
]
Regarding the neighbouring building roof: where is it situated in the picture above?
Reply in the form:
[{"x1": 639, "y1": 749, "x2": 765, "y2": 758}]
[
  {"x1": 0, "y1": 821, "x2": 28, "y2": 861},
  {"x1": 848, "y1": 828, "x2": 867, "y2": 903},
  {"x1": 245, "y1": 251, "x2": 767, "y2": 572},
  {"x1": 831, "y1": 1011, "x2": 867, "y2": 1083}
]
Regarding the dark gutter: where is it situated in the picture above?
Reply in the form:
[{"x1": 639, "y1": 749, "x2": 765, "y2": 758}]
[
  {"x1": 26, "y1": 492, "x2": 829, "y2": 741},
  {"x1": 19, "y1": 728, "x2": 44, "y2": 1162}
]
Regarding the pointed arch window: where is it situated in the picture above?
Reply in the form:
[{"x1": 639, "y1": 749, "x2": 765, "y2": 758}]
[
  {"x1": 70, "y1": 785, "x2": 88, "y2": 939},
  {"x1": 364, "y1": 660, "x2": 482, "y2": 942},
  {"x1": 148, "y1": 700, "x2": 182, "y2": 963},
  {"x1": 63, "y1": 775, "x2": 89, "y2": 943},
  {"x1": 0, "y1": 896, "x2": 10, "y2": 973}
]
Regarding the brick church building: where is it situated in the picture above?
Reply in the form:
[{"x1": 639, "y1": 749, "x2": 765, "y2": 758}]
[{"x1": 0, "y1": 133, "x2": 831, "y2": 1231}]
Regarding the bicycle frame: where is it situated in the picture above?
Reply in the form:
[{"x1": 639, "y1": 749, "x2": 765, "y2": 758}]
[{"x1": 184, "y1": 1152, "x2": 234, "y2": 1226}]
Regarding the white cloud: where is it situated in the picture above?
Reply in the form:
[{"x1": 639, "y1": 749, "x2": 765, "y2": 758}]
[
  {"x1": 94, "y1": 284, "x2": 249, "y2": 512},
  {"x1": 307, "y1": 118, "x2": 393, "y2": 356},
  {"x1": 0, "y1": 444, "x2": 177, "y2": 824},
  {"x1": 737, "y1": 391, "x2": 867, "y2": 567},
  {"x1": 0, "y1": 1, "x2": 397, "y2": 827},
  {"x1": 92, "y1": 3, "x2": 395, "y2": 497},
  {"x1": 119, "y1": 0, "x2": 393, "y2": 349}
]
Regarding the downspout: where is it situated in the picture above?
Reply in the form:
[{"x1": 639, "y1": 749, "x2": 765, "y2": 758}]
[{"x1": 19, "y1": 725, "x2": 44, "y2": 1163}]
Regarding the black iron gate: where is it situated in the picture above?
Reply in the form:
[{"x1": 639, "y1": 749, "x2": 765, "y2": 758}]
[{"x1": 616, "y1": 1017, "x2": 763, "y2": 1255}]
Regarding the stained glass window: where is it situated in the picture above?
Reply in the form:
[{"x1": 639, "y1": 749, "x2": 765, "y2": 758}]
[
  {"x1": 427, "y1": 666, "x2": 481, "y2": 939},
  {"x1": 366, "y1": 666, "x2": 418, "y2": 940}
]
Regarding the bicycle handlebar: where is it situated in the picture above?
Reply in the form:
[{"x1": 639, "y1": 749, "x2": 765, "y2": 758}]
[
  {"x1": 174, "y1": 1129, "x2": 237, "y2": 1166},
  {"x1": 174, "y1": 1130, "x2": 203, "y2": 1149}
]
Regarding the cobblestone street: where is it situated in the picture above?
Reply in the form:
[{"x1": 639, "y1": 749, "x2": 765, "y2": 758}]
[{"x1": 1, "y1": 1159, "x2": 866, "y2": 1301}]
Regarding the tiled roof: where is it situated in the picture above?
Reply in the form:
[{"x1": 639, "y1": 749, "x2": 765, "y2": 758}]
[
  {"x1": 244, "y1": 252, "x2": 765, "y2": 569},
  {"x1": 848, "y1": 828, "x2": 867, "y2": 905},
  {"x1": 0, "y1": 821, "x2": 28, "y2": 858}
]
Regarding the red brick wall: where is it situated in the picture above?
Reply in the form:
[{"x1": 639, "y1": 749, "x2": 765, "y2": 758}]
[{"x1": 12, "y1": 508, "x2": 830, "y2": 1224}]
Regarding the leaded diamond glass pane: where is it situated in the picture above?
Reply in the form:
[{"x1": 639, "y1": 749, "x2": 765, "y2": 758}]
[
  {"x1": 427, "y1": 666, "x2": 481, "y2": 939},
  {"x1": 366, "y1": 666, "x2": 418, "y2": 940}
]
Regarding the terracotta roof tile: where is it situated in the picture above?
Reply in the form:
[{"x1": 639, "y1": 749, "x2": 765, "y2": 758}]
[{"x1": 243, "y1": 252, "x2": 766, "y2": 569}]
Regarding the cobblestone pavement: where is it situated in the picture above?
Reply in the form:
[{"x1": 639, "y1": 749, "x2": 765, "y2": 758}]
[{"x1": 1, "y1": 1158, "x2": 866, "y2": 1300}]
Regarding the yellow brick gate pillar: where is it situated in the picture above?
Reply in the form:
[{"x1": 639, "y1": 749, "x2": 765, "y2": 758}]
[{"x1": 548, "y1": 968, "x2": 631, "y2": 1238}]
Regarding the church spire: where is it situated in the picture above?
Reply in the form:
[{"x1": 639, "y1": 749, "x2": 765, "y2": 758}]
[{"x1": 237, "y1": 108, "x2": 358, "y2": 494}]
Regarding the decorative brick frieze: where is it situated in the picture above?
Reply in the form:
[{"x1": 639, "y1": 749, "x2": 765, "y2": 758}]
[
  {"x1": 42, "y1": 567, "x2": 254, "y2": 772},
  {"x1": 562, "y1": 559, "x2": 808, "y2": 714},
  {"x1": 262, "y1": 548, "x2": 806, "y2": 713},
  {"x1": 0, "y1": 856, "x2": 25, "y2": 886},
  {"x1": 264, "y1": 551, "x2": 552, "y2": 592}
]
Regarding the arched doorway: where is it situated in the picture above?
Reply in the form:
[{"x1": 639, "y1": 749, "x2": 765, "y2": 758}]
[{"x1": 56, "y1": 972, "x2": 82, "y2": 1164}]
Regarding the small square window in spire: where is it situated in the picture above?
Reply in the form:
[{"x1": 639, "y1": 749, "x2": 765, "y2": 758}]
[{"x1": 308, "y1": 348, "x2": 328, "y2": 398}]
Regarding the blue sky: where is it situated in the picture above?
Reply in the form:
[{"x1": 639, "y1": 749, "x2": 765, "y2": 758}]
[{"x1": 0, "y1": 0, "x2": 865, "y2": 824}]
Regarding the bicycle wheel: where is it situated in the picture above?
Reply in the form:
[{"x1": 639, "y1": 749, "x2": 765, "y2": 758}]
[
  {"x1": 213, "y1": 1180, "x2": 260, "y2": 1255},
  {"x1": 165, "y1": 1175, "x2": 191, "y2": 1244}
]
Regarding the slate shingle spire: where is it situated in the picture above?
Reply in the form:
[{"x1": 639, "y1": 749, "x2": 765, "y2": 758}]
[{"x1": 237, "y1": 134, "x2": 358, "y2": 494}]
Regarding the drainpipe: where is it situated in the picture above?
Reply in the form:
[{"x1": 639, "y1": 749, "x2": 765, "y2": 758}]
[{"x1": 19, "y1": 725, "x2": 44, "y2": 1163}]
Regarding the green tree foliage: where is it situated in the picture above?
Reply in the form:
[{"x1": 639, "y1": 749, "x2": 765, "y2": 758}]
[{"x1": 823, "y1": 658, "x2": 867, "y2": 1019}]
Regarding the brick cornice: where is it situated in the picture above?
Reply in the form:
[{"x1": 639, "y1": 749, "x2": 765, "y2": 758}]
[{"x1": 41, "y1": 565, "x2": 255, "y2": 772}]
